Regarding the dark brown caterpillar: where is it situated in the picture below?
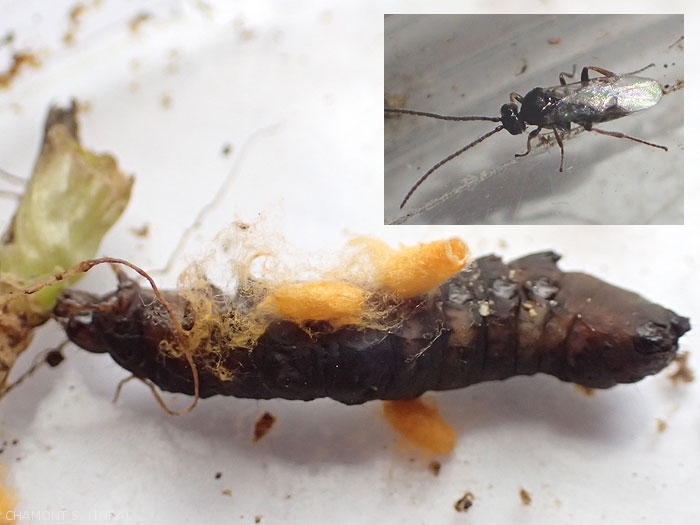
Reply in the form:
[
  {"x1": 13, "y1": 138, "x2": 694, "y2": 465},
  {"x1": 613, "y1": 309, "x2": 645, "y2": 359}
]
[{"x1": 53, "y1": 252, "x2": 690, "y2": 405}]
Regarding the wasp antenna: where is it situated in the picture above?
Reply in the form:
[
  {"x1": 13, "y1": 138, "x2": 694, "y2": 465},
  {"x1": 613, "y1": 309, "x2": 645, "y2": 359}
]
[
  {"x1": 627, "y1": 63, "x2": 655, "y2": 75},
  {"x1": 385, "y1": 108, "x2": 501, "y2": 122},
  {"x1": 400, "y1": 125, "x2": 504, "y2": 209}
]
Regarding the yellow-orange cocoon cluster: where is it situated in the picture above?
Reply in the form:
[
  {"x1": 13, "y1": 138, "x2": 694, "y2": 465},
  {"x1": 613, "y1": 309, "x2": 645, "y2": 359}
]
[
  {"x1": 256, "y1": 238, "x2": 468, "y2": 331},
  {"x1": 374, "y1": 238, "x2": 468, "y2": 298},
  {"x1": 258, "y1": 281, "x2": 366, "y2": 329}
]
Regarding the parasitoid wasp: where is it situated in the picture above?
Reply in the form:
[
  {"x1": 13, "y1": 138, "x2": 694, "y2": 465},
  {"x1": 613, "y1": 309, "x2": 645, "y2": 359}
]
[{"x1": 386, "y1": 65, "x2": 668, "y2": 209}]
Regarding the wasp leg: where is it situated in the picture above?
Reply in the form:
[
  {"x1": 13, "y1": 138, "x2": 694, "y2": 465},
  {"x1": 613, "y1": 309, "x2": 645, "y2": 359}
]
[
  {"x1": 581, "y1": 66, "x2": 616, "y2": 82},
  {"x1": 588, "y1": 127, "x2": 668, "y2": 151},
  {"x1": 559, "y1": 65, "x2": 577, "y2": 86},
  {"x1": 515, "y1": 127, "x2": 541, "y2": 159},
  {"x1": 552, "y1": 128, "x2": 565, "y2": 172}
]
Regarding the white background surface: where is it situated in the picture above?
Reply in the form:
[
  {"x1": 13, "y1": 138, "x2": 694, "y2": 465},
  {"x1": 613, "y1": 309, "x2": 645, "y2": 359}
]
[{"x1": 0, "y1": 1, "x2": 698, "y2": 524}]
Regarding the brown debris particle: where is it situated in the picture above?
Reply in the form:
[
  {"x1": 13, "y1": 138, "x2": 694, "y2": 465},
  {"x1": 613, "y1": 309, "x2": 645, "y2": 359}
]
[
  {"x1": 454, "y1": 491, "x2": 475, "y2": 512},
  {"x1": 575, "y1": 384, "x2": 595, "y2": 397},
  {"x1": 64, "y1": 2, "x2": 87, "y2": 45},
  {"x1": 428, "y1": 460, "x2": 441, "y2": 476},
  {"x1": 516, "y1": 60, "x2": 527, "y2": 76},
  {"x1": 45, "y1": 349, "x2": 65, "y2": 367},
  {"x1": 253, "y1": 412, "x2": 276, "y2": 442},
  {"x1": 519, "y1": 488, "x2": 532, "y2": 506},
  {"x1": 215, "y1": 472, "x2": 222, "y2": 479},
  {"x1": 233, "y1": 19, "x2": 256, "y2": 42},
  {"x1": 0, "y1": 51, "x2": 40, "y2": 89},
  {"x1": 129, "y1": 12, "x2": 153, "y2": 34},
  {"x1": 69, "y1": 3, "x2": 86, "y2": 23},
  {"x1": 160, "y1": 93, "x2": 172, "y2": 109},
  {"x1": 656, "y1": 419, "x2": 668, "y2": 433},
  {"x1": 254, "y1": 516, "x2": 262, "y2": 524},
  {"x1": 1, "y1": 32, "x2": 14, "y2": 47},
  {"x1": 221, "y1": 489, "x2": 232, "y2": 497},
  {"x1": 547, "y1": 37, "x2": 561, "y2": 45},
  {"x1": 238, "y1": 28, "x2": 257, "y2": 42},
  {"x1": 129, "y1": 223, "x2": 150, "y2": 238},
  {"x1": 668, "y1": 352, "x2": 694, "y2": 385},
  {"x1": 662, "y1": 79, "x2": 684, "y2": 95}
]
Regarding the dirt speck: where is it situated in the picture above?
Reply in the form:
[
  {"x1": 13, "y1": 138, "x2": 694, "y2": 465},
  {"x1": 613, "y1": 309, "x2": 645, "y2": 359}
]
[
  {"x1": 668, "y1": 352, "x2": 694, "y2": 385},
  {"x1": 656, "y1": 419, "x2": 668, "y2": 433},
  {"x1": 64, "y1": 3, "x2": 87, "y2": 45},
  {"x1": 160, "y1": 93, "x2": 173, "y2": 109},
  {"x1": 519, "y1": 488, "x2": 532, "y2": 506},
  {"x1": 253, "y1": 412, "x2": 276, "y2": 442},
  {"x1": 130, "y1": 223, "x2": 150, "y2": 238},
  {"x1": 1, "y1": 32, "x2": 15, "y2": 47},
  {"x1": 129, "y1": 12, "x2": 153, "y2": 34},
  {"x1": 575, "y1": 384, "x2": 595, "y2": 397},
  {"x1": 0, "y1": 51, "x2": 40, "y2": 89},
  {"x1": 454, "y1": 491, "x2": 475, "y2": 512}
]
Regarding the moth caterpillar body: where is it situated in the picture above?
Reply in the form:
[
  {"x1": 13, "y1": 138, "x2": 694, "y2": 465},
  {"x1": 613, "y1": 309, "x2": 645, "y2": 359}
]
[{"x1": 53, "y1": 252, "x2": 689, "y2": 404}]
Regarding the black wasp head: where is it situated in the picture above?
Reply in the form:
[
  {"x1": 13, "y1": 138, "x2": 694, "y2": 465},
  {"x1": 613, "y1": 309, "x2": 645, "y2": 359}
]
[{"x1": 500, "y1": 103, "x2": 526, "y2": 135}]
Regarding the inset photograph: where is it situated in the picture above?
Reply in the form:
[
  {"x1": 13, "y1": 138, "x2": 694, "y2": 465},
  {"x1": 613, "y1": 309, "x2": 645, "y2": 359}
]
[{"x1": 385, "y1": 14, "x2": 683, "y2": 224}]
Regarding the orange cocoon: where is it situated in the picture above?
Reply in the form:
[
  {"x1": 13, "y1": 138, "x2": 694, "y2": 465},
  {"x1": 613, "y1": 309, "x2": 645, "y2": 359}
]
[
  {"x1": 253, "y1": 237, "x2": 468, "y2": 331},
  {"x1": 0, "y1": 465, "x2": 16, "y2": 523},
  {"x1": 258, "y1": 281, "x2": 365, "y2": 329},
  {"x1": 375, "y1": 238, "x2": 468, "y2": 298},
  {"x1": 383, "y1": 398, "x2": 456, "y2": 455}
]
